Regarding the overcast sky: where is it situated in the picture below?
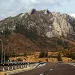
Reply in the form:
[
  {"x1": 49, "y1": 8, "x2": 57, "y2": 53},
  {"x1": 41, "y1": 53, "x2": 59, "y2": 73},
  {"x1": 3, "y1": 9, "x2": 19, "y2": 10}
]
[{"x1": 0, "y1": 0, "x2": 75, "y2": 20}]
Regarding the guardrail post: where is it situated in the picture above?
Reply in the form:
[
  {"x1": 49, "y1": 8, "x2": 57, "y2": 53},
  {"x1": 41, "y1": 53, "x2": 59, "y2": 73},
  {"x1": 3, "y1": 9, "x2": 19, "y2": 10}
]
[
  {"x1": 24, "y1": 63, "x2": 25, "y2": 68},
  {"x1": 26, "y1": 63, "x2": 27, "y2": 68},
  {"x1": 18, "y1": 64, "x2": 19, "y2": 69},
  {"x1": 28, "y1": 62, "x2": 30, "y2": 67},
  {"x1": 21, "y1": 63, "x2": 22, "y2": 68},
  {"x1": 22, "y1": 63, "x2": 23, "y2": 68},
  {"x1": 3, "y1": 64, "x2": 5, "y2": 71},
  {"x1": 15, "y1": 65, "x2": 17, "y2": 69},
  {"x1": 8, "y1": 63, "x2": 9, "y2": 71},
  {"x1": 23, "y1": 63, "x2": 24, "y2": 68},
  {"x1": 12, "y1": 63, "x2": 13, "y2": 70}
]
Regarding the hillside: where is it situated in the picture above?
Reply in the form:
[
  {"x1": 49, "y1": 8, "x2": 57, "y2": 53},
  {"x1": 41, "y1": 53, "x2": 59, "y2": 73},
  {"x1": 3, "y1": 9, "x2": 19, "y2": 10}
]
[{"x1": 0, "y1": 9, "x2": 75, "y2": 55}]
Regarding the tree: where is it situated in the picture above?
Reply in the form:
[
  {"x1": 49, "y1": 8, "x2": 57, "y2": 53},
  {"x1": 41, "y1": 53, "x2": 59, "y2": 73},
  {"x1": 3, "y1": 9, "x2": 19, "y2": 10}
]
[
  {"x1": 57, "y1": 52, "x2": 62, "y2": 61},
  {"x1": 64, "y1": 53, "x2": 75, "y2": 60},
  {"x1": 44, "y1": 52, "x2": 48, "y2": 57},
  {"x1": 39, "y1": 51, "x2": 48, "y2": 58}
]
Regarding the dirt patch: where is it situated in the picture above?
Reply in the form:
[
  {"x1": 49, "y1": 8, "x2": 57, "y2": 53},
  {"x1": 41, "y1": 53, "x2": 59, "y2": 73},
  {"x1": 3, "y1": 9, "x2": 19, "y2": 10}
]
[{"x1": 0, "y1": 72, "x2": 5, "y2": 75}]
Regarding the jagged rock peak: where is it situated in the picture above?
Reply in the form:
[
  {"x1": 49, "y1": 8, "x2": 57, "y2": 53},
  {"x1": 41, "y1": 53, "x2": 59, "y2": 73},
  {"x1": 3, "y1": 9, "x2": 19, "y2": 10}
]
[
  {"x1": 28, "y1": 9, "x2": 36, "y2": 15},
  {"x1": 27, "y1": 9, "x2": 50, "y2": 15},
  {"x1": 43, "y1": 9, "x2": 50, "y2": 14}
]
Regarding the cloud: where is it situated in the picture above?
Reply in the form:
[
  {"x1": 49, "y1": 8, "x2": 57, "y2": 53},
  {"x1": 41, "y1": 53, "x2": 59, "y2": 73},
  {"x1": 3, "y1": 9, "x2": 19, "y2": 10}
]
[
  {"x1": 0, "y1": 0, "x2": 61, "y2": 20},
  {"x1": 71, "y1": 13, "x2": 75, "y2": 18},
  {"x1": 0, "y1": 0, "x2": 75, "y2": 20}
]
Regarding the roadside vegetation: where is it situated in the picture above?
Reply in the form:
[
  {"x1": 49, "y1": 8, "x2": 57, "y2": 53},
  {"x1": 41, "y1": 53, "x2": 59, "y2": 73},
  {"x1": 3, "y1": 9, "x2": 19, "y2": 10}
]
[
  {"x1": 39, "y1": 51, "x2": 48, "y2": 58},
  {"x1": 64, "y1": 52, "x2": 75, "y2": 60}
]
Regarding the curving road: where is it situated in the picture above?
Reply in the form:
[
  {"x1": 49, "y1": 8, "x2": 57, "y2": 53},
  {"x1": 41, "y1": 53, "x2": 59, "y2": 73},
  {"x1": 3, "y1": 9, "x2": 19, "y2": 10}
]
[{"x1": 12, "y1": 62, "x2": 75, "y2": 75}]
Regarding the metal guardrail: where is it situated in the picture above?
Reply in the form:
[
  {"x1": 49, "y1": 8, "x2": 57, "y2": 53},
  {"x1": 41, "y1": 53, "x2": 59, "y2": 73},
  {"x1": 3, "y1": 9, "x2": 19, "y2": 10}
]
[
  {"x1": 0, "y1": 62, "x2": 29, "y2": 71},
  {"x1": 0, "y1": 62, "x2": 44, "y2": 71}
]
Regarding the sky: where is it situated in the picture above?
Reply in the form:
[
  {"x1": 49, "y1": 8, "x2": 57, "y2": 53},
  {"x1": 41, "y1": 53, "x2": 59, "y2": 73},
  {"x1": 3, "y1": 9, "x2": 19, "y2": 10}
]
[{"x1": 0, "y1": 0, "x2": 75, "y2": 20}]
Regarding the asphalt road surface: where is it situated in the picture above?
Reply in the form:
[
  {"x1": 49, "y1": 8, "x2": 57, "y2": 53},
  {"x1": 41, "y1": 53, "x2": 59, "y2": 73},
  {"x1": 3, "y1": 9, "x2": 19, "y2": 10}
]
[{"x1": 12, "y1": 62, "x2": 75, "y2": 75}]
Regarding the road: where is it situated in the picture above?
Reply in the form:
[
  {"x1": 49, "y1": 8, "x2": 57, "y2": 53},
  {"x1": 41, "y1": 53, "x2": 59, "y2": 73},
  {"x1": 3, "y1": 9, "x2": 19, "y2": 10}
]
[{"x1": 12, "y1": 62, "x2": 75, "y2": 75}]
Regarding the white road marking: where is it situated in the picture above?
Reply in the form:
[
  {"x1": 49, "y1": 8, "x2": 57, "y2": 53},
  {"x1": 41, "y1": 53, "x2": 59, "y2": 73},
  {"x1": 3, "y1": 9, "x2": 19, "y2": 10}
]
[
  {"x1": 55, "y1": 64, "x2": 58, "y2": 68},
  {"x1": 68, "y1": 63, "x2": 75, "y2": 67},
  {"x1": 49, "y1": 64, "x2": 58, "y2": 71},
  {"x1": 73, "y1": 65, "x2": 75, "y2": 66},
  {"x1": 50, "y1": 69, "x2": 53, "y2": 71},
  {"x1": 40, "y1": 73, "x2": 44, "y2": 75}
]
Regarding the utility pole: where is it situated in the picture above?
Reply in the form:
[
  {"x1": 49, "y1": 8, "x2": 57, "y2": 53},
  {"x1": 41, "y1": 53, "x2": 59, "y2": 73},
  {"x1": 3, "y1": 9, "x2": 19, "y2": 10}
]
[
  {"x1": 4, "y1": 49, "x2": 5, "y2": 64},
  {"x1": 4, "y1": 31, "x2": 5, "y2": 64},
  {"x1": 0, "y1": 40, "x2": 3, "y2": 64},
  {"x1": 0, "y1": 30, "x2": 6, "y2": 64}
]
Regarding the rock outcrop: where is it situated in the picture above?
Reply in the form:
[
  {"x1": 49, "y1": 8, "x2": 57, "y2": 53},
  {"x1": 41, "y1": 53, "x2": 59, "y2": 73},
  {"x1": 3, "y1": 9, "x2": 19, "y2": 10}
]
[
  {"x1": 28, "y1": 9, "x2": 36, "y2": 15},
  {"x1": 0, "y1": 9, "x2": 75, "y2": 38}
]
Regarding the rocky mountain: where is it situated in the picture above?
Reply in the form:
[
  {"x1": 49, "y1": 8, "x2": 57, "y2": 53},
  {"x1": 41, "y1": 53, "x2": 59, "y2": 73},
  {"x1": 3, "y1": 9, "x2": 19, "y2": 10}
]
[{"x1": 0, "y1": 9, "x2": 75, "y2": 55}]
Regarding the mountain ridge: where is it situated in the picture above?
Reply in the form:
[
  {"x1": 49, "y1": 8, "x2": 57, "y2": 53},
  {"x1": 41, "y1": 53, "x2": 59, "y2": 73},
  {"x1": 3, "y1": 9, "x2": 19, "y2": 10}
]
[{"x1": 0, "y1": 9, "x2": 75, "y2": 55}]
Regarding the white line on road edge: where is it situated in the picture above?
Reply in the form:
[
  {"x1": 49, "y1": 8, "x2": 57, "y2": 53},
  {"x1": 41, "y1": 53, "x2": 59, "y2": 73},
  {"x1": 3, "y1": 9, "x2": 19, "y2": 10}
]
[
  {"x1": 36, "y1": 63, "x2": 46, "y2": 68},
  {"x1": 68, "y1": 63, "x2": 75, "y2": 66},
  {"x1": 40, "y1": 73, "x2": 44, "y2": 75}
]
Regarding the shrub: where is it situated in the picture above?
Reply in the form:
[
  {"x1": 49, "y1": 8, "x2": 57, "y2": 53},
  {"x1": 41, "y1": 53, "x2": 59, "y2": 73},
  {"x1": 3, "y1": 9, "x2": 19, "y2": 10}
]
[
  {"x1": 17, "y1": 58, "x2": 23, "y2": 61},
  {"x1": 45, "y1": 59, "x2": 48, "y2": 62},
  {"x1": 64, "y1": 53, "x2": 75, "y2": 60}
]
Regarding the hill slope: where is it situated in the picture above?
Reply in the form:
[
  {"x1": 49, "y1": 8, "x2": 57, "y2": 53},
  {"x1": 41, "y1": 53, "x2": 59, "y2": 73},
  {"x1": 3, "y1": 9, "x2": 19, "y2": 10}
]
[{"x1": 0, "y1": 9, "x2": 75, "y2": 55}]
